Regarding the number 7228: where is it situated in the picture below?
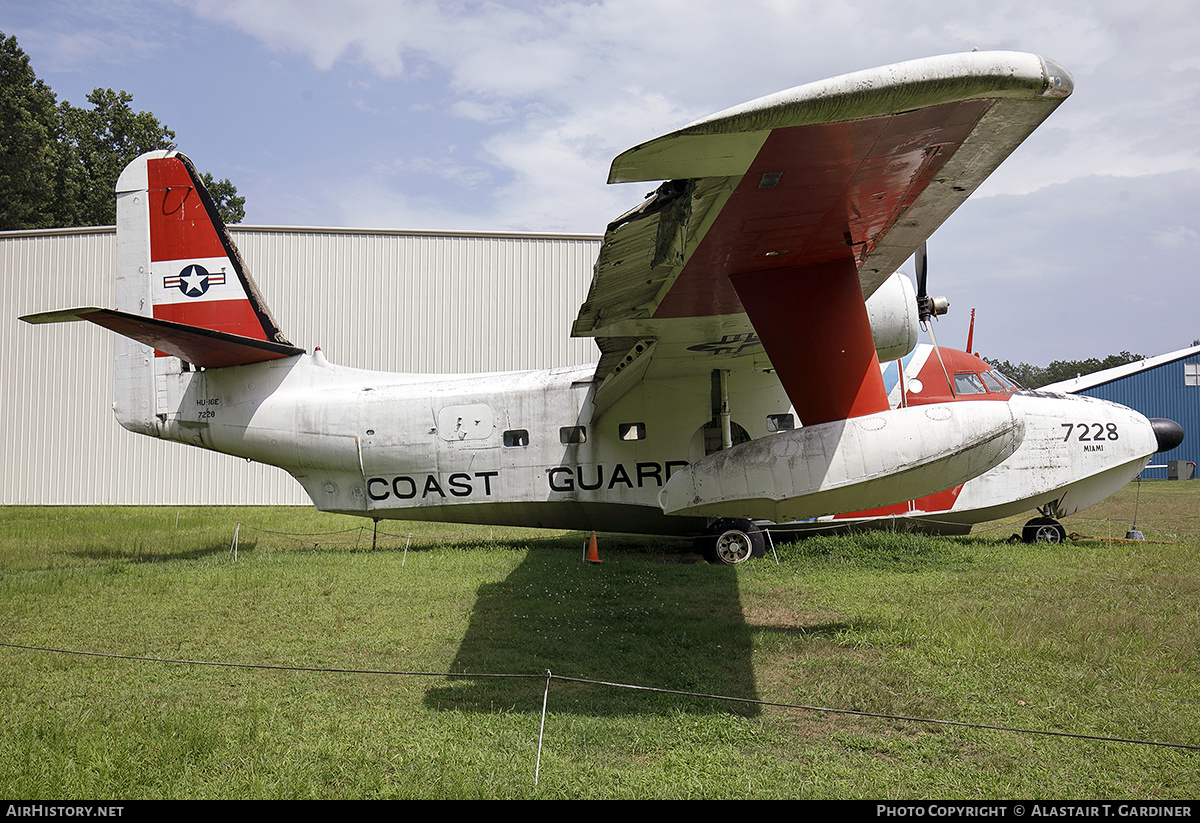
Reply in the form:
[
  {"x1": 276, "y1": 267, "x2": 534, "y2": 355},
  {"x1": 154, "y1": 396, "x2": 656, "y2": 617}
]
[{"x1": 1061, "y1": 422, "x2": 1119, "y2": 442}]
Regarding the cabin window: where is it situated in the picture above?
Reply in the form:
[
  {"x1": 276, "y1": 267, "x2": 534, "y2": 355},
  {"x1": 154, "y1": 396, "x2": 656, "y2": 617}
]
[
  {"x1": 619, "y1": 422, "x2": 646, "y2": 441},
  {"x1": 503, "y1": 429, "x2": 529, "y2": 447},
  {"x1": 766, "y1": 413, "x2": 795, "y2": 432},
  {"x1": 560, "y1": 425, "x2": 587, "y2": 445},
  {"x1": 953, "y1": 373, "x2": 987, "y2": 395}
]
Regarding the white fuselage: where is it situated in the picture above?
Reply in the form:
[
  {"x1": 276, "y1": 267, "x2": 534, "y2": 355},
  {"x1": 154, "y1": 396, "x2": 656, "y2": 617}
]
[
  {"x1": 147, "y1": 350, "x2": 779, "y2": 533},
  {"x1": 138, "y1": 348, "x2": 1157, "y2": 536}
]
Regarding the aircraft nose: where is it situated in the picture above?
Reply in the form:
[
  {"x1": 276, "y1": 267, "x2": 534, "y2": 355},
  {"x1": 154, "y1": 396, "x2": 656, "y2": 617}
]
[{"x1": 1150, "y1": 418, "x2": 1185, "y2": 453}]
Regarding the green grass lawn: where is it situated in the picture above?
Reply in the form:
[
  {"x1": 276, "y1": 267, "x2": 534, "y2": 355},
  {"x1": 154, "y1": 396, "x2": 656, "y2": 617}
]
[{"x1": 1, "y1": 483, "x2": 1197, "y2": 798}]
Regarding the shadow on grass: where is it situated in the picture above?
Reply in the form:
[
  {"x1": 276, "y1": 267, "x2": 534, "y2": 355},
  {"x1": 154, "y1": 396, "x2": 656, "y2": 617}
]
[
  {"x1": 425, "y1": 541, "x2": 761, "y2": 717},
  {"x1": 72, "y1": 539, "x2": 254, "y2": 564}
]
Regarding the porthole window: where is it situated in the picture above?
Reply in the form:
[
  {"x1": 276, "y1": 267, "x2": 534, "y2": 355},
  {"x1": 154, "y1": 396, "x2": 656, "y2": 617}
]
[
  {"x1": 559, "y1": 425, "x2": 587, "y2": 445},
  {"x1": 766, "y1": 413, "x2": 795, "y2": 432},
  {"x1": 619, "y1": 422, "x2": 646, "y2": 441}
]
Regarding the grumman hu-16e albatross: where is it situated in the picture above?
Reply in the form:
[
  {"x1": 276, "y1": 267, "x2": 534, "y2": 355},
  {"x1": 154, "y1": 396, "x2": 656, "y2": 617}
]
[{"x1": 23, "y1": 52, "x2": 1184, "y2": 563}]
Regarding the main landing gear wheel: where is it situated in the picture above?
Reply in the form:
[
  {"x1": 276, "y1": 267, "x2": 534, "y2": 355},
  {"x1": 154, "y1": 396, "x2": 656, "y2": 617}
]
[
  {"x1": 702, "y1": 519, "x2": 766, "y2": 565},
  {"x1": 1022, "y1": 517, "x2": 1067, "y2": 544}
]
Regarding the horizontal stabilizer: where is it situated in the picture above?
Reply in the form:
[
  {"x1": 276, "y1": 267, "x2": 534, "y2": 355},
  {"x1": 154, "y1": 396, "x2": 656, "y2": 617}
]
[
  {"x1": 658, "y1": 402, "x2": 1024, "y2": 521},
  {"x1": 21, "y1": 308, "x2": 304, "y2": 368}
]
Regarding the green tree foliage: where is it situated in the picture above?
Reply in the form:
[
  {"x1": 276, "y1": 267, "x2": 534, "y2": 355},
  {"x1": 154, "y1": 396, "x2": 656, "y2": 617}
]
[
  {"x1": 985, "y1": 351, "x2": 1145, "y2": 389},
  {"x1": 1, "y1": 32, "x2": 244, "y2": 228},
  {"x1": 0, "y1": 34, "x2": 74, "y2": 229},
  {"x1": 200, "y1": 172, "x2": 246, "y2": 225},
  {"x1": 59, "y1": 88, "x2": 177, "y2": 227}
]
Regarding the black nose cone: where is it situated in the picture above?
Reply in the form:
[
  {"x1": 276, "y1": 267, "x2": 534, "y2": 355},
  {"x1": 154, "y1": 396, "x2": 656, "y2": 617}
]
[{"x1": 1151, "y1": 418, "x2": 1185, "y2": 453}]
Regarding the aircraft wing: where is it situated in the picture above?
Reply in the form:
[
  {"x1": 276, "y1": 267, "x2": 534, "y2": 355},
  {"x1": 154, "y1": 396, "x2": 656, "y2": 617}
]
[{"x1": 572, "y1": 52, "x2": 1073, "y2": 421}]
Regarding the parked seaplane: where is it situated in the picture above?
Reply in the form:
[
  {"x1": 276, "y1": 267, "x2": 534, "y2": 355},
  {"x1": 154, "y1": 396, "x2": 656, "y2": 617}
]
[{"x1": 22, "y1": 52, "x2": 1183, "y2": 563}]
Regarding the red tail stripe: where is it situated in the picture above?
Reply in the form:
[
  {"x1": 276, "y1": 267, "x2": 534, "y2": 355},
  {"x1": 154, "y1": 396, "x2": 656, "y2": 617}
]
[
  {"x1": 147, "y1": 157, "x2": 225, "y2": 263},
  {"x1": 153, "y1": 300, "x2": 268, "y2": 341}
]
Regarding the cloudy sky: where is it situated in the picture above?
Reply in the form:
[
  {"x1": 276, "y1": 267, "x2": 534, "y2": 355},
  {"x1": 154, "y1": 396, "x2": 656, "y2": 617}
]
[{"x1": 6, "y1": 0, "x2": 1199, "y2": 365}]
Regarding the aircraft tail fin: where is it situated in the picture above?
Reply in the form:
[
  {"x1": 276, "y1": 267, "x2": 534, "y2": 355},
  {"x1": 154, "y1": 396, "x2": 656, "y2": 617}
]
[
  {"x1": 22, "y1": 150, "x2": 302, "y2": 437},
  {"x1": 115, "y1": 150, "x2": 290, "y2": 345}
]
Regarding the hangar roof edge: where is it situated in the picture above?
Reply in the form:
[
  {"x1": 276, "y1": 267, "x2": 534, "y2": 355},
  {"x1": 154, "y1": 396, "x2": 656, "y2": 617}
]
[
  {"x1": 1, "y1": 225, "x2": 603, "y2": 242},
  {"x1": 1044, "y1": 344, "x2": 1200, "y2": 393}
]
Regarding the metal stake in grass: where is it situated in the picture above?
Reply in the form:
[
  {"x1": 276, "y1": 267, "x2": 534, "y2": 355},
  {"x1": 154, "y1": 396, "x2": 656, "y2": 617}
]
[
  {"x1": 1126, "y1": 475, "x2": 1146, "y2": 540},
  {"x1": 535, "y1": 669, "x2": 551, "y2": 786},
  {"x1": 765, "y1": 528, "x2": 779, "y2": 564}
]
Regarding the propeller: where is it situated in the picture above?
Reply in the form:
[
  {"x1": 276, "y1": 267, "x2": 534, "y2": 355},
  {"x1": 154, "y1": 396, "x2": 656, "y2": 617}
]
[
  {"x1": 915, "y1": 242, "x2": 950, "y2": 324},
  {"x1": 913, "y1": 241, "x2": 955, "y2": 398}
]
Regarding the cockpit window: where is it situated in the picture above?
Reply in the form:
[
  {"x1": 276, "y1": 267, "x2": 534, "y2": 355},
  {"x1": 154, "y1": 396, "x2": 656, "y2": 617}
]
[
  {"x1": 990, "y1": 370, "x2": 1021, "y2": 390},
  {"x1": 953, "y1": 373, "x2": 987, "y2": 395},
  {"x1": 981, "y1": 371, "x2": 1006, "y2": 393}
]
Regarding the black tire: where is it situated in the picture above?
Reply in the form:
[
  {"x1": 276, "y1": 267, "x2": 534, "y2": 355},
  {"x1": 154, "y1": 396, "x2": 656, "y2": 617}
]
[
  {"x1": 1022, "y1": 517, "x2": 1067, "y2": 544},
  {"x1": 702, "y1": 519, "x2": 765, "y2": 565}
]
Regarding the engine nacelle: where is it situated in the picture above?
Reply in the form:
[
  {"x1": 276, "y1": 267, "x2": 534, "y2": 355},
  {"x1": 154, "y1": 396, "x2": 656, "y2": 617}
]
[{"x1": 865, "y1": 272, "x2": 919, "y2": 363}]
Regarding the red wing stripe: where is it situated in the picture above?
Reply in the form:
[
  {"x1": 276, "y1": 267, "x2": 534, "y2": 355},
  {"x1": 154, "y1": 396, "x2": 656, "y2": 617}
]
[
  {"x1": 834, "y1": 484, "x2": 965, "y2": 520},
  {"x1": 731, "y1": 257, "x2": 889, "y2": 425},
  {"x1": 652, "y1": 100, "x2": 994, "y2": 320}
]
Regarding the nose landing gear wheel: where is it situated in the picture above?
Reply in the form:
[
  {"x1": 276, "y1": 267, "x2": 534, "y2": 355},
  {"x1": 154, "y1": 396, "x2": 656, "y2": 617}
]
[{"x1": 1022, "y1": 517, "x2": 1067, "y2": 544}]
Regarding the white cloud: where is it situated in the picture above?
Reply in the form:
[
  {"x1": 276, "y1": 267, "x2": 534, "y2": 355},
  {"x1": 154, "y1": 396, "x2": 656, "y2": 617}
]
[
  {"x1": 181, "y1": 0, "x2": 1200, "y2": 209},
  {"x1": 1151, "y1": 226, "x2": 1199, "y2": 249},
  {"x1": 450, "y1": 99, "x2": 514, "y2": 124}
]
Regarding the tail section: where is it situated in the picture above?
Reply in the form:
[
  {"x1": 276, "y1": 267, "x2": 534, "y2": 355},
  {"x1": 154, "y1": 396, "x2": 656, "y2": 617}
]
[
  {"x1": 117, "y1": 150, "x2": 290, "y2": 345},
  {"x1": 22, "y1": 150, "x2": 303, "y2": 437}
]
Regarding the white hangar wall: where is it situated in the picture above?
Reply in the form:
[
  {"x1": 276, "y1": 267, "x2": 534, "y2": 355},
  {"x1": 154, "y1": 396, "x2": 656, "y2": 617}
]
[{"x1": 2, "y1": 226, "x2": 602, "y2": 505}]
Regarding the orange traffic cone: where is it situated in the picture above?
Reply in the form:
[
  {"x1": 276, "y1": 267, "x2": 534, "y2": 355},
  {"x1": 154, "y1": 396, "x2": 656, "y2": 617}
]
[{"x1": 584, "y1": 531, "x2": 602, "y2": 564}]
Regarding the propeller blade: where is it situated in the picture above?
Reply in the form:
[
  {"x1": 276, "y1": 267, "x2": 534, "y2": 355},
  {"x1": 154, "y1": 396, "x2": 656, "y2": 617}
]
[
  {"x1": 916, "y1": 242, "x2": 935, "y2": 323},
  {"x1": 916, "y1": 241, "x2": 929, "y2": 300},
  {"x1": 915, "y1": 241, "x2": 951, "y2": 323},
  {"x1": 913, "y1": 240, "x2": 954, "y2": 398}
]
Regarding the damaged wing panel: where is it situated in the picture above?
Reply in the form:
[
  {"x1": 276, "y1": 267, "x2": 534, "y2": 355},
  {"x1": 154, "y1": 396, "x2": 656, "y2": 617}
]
[{"x1": 572, "y1": 51, "x2": 1073, "y2": 399}]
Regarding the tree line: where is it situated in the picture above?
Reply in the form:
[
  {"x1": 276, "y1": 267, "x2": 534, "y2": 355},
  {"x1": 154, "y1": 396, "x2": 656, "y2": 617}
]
[
  {"x1": 0, "y1": 32, "x2": 243, "y2": 230},
  {"x1": 984, "y1": 351, "x2": 1146, "y2": 389}
]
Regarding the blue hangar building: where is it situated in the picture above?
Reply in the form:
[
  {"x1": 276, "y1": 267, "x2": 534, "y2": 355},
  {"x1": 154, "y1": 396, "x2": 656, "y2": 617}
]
[{"x1": 1046, "y1": 345, "x2": 1200, "y2": 480}]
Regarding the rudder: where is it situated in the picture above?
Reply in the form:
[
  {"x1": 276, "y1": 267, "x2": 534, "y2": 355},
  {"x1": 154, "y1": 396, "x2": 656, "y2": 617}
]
[{"x1": 116, "y1": 151, "x2": 289, "y2": 343}]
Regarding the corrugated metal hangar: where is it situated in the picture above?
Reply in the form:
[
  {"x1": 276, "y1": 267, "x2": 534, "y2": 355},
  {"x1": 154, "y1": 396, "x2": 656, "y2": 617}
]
[{"x1": 2, "y1": 226, "x2": 601, "y2": 505}]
